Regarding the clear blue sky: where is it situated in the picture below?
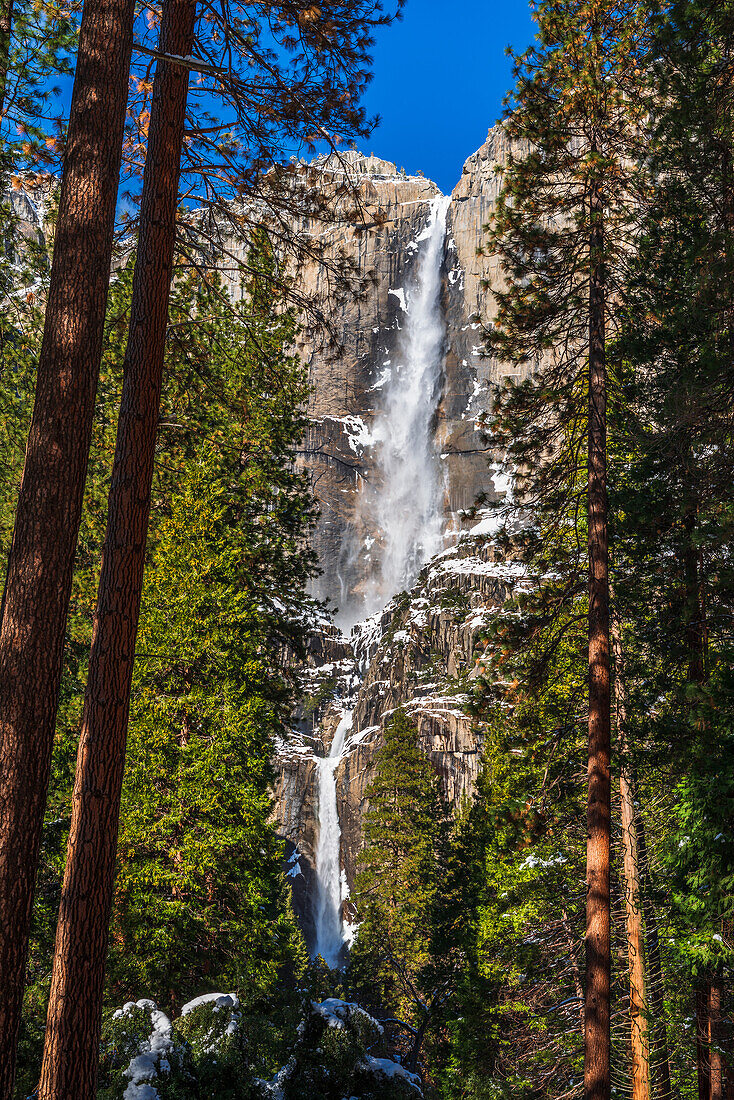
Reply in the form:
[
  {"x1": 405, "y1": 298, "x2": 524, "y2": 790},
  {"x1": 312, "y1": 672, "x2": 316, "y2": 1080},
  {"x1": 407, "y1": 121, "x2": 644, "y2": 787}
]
[
  {"x1": 34, "y1": 1, "x2": 536, "y2": 196},
  {"x1": 361, "y1": 0, "x2": 536, "y2": 193}
]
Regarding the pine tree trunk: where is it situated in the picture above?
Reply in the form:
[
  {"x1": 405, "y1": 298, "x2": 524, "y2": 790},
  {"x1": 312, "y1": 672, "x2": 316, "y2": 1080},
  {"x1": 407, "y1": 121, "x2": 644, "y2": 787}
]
[
  {"x1": 38, "y1": 1, "x2": 196, "y2": 1093},
  {"x1": 683, "y1": 490, "x2": 715, "y2": 1100},
  {"x1": 0, "y1": 0, "x2": 133, "y2": 1091},
  {"x1": 697, "y1": 985, "x2": 711, "y2": 1100},
  {"x1": 620, "y1": 771, "x2": 650, "y2": 1098},
  {"x1": 612, "y1": 625, "x2": 650, "y2": 1100},
  {"x1": 584, "y1": 177, "x2": 612, "y2": 1100},
  {"x1": 0, "y1": 0, "x2": 12, "y2": 117},
  {"x1": 634, "y1": 808, "x2": 673, "y2": 1100},
  {"x1": 710, "y1": 980, "x2": 724, "y2": 1100}
]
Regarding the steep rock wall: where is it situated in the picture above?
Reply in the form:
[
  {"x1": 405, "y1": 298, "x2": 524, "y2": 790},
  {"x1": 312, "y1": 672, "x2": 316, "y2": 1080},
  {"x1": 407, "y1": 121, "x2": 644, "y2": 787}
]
[
  {"x1": 293, "y1": 130, "x2": 523, "y2": 613},
  {"x1": 273, "y1": 127, "x2": 536, "y2": 944}
]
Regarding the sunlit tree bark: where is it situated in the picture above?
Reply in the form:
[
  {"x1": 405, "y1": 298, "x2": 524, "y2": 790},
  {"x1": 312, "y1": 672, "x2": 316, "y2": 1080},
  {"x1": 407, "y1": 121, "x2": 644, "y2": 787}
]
[
  {"x1": 38, "y1": 0, "x2": 196, "y2": 1093},
  {"x1": 0, "y1": 0, "x2": 133, "y2": 1091}
]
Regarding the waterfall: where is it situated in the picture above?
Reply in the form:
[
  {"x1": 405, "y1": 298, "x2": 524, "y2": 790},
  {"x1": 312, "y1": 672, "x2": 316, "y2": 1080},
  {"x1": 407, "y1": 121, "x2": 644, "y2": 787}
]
[
  {"x1": 341, "y1": 193, "x2": 450, "y2": 628},
  {"x1": 313, "y1": 709, "x2": 353, "y2": 967},
  {"x1": 312, "y1": 196, "x2": 450, "y2": 961}
]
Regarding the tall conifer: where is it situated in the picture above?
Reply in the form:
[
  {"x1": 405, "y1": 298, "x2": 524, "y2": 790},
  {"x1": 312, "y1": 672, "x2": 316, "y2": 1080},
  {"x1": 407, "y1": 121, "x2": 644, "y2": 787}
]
[
  {"x1": 350, "y1": 708, "x2": 453, "y2": 1071},
  {"x1": 611, "y1": 1, "x2": 734, "y2": 1093},
  {"x1": 484, "y1": 3, "x2": 647, "y2": 1096},
  {"x1": 38, "y1": 0, "x2": 197, "y2": 1090},
  {"x1": 0, "y1": 0, "x2": 134, "y2": 1088}
]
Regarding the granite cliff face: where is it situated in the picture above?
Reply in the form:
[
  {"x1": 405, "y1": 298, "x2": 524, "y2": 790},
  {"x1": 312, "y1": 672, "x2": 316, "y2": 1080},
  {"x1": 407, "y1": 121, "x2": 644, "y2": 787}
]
[
  {"x1": 272, "y1": 127, "x2": 531, "y2": 953},
  {"x1": 288, "y1": 129, "x2": 524, "y2": 614}
]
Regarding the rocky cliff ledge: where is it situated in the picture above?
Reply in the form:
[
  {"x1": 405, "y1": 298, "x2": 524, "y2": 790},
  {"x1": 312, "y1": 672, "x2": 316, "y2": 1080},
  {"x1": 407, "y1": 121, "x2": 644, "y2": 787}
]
[{"x1": 274, "y1": 512, "x2": 529, "y2": 943}]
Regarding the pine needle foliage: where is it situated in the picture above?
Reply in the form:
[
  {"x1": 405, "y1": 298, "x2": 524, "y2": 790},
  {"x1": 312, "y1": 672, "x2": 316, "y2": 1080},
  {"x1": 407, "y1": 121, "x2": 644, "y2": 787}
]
[
  {"x1": 351, "y1": 708, "x2": 449, "y2": 1023},
  {"x1": 478, "y1": 4, "x2": 653, "y2": 1097},
  {"x1": 107, "y1": 236, "x2": 316, "y2": 1007},
  {"x1": 485, "y1": 0, "x2": 648, "y2": 545},
  {"x1": 348, "y1": 709, "x2": 489, "y2": 1091},
  {"x1": 606, "y1": 3, "x2": 734, "y2": 1088}
]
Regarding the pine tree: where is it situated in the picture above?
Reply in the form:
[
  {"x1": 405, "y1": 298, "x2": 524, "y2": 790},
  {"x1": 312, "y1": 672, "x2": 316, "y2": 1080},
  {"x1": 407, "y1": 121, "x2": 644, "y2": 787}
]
[
  {"x1": 609, "y1": 2, "x2": 734, "y2": 1094},
  {"x1": 474, "y1": 594, "x2": 590, "y2": 1097},
  {"x1": 104, "y1": 241, "x2": 315, "y2": 1009},
  {"x1": 38, "y1": 0, "x2": 196, "y2": 1089},
  {"x1": 612, "y1": 624, "x2": 652, "y2": 1100},
  {"x1": 6, "y1": 229, "x2": 316, "y2": 1094},
  {"x1": 349, "y1": 708, "x2": 476, "y2": 1076},
  {"x1": 484, "y1": 4, "x2": 648, "y2": 1095},
  {"x1": 107, "y1": 451, "x2": 305, "y2": 1007},
  {"x1": 0, "y1": 0, "x2": 134, "y2": 1088},
  {"x1": 352, "y1": 709, "x2": 447, "y2": 1011}
]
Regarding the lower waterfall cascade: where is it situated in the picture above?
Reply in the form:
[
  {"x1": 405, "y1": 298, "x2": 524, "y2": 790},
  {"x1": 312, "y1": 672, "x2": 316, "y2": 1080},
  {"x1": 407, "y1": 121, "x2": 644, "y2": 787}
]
[
  {"x1": 313, "y1": 709, "x2": 353, "y2": 967},
  {"x1": 311, "y1": 195, "x2": 452, "y2": 963}
]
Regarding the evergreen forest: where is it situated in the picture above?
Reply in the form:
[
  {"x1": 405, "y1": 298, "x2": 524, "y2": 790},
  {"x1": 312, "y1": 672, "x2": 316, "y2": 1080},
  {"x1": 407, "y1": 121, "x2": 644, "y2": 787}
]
[{"x1": 0, "y1": 1, "x2": 733, "y2": 1099}]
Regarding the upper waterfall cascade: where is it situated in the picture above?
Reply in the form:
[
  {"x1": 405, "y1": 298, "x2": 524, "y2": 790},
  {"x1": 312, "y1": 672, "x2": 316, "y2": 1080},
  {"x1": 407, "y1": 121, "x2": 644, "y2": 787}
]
[{"x1": 338, "y1": 193, "x2": 451, "y2": 630}]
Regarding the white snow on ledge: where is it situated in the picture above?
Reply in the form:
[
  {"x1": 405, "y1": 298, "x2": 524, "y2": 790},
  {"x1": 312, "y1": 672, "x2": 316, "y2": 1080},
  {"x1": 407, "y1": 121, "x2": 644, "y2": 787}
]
[
  {"x1": 388, "y1": 286, "x2": 407, "y2": 311},
  {"x1": 468, "y1": 510, "x2": 505, "y2": 537},
  {"x1": 430, "y1": 556, "x2": 527, "y2": 581},
  {"x1": 362, "y1": 1054, "x2": 422, "y2": 1090}
]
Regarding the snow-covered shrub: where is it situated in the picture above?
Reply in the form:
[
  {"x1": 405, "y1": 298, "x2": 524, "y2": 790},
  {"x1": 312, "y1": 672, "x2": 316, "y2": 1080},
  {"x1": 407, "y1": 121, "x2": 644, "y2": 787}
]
[
  {"x1": 256, "y1": 998, "x2": 421, "y2": 1100},
  {"x1": 173, "y1": 993, "x2": 248, "y2": 1098},
  {"x1": 99, "y1": 994, "x2": 247, "y2": 1099},
  {"x1": 98, "y1": 999, "x2": 191, "y2": 1099},
  {"x1": 100, "y1": 993, "x2": 420, "y2": 1099}
]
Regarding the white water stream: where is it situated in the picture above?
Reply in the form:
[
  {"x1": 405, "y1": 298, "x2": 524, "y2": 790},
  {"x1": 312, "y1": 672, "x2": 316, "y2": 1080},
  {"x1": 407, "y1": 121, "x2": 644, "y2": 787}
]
[
  {"x1": 312, "y1": 194, "x2": 450, "y2": 963},
  {"x1": 313, "y1": 709, "x2": 353, "y2": 967}
]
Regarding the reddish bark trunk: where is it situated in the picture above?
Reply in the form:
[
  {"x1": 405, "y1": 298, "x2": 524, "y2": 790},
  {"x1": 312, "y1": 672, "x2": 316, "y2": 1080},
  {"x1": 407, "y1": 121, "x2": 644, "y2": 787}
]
[
  {"x1": 698, "y1": 986, "x2": 711, "y2": 1100},
  {"x1": 634, "y1": 809, "x2": 673, "y2": 1100},
  {"x1": 614, "y1": 636, "x2": 650, "y2": 1100},
  {"x1": 710, "y1": 980, "x2": 724, "y2": 1100},
  {"x1": 619, "y1": 766, "x2": 650, "y2": 1100},
  {"x1": 0, "y1": 0, "x2": 133, "y2": 1091},
  {"x1": 584, "y1": 177, "x2": 611, "y2": 1100},
  {"x1": 38, "y1": 0, "x2": 196, "y2": 1093}
]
